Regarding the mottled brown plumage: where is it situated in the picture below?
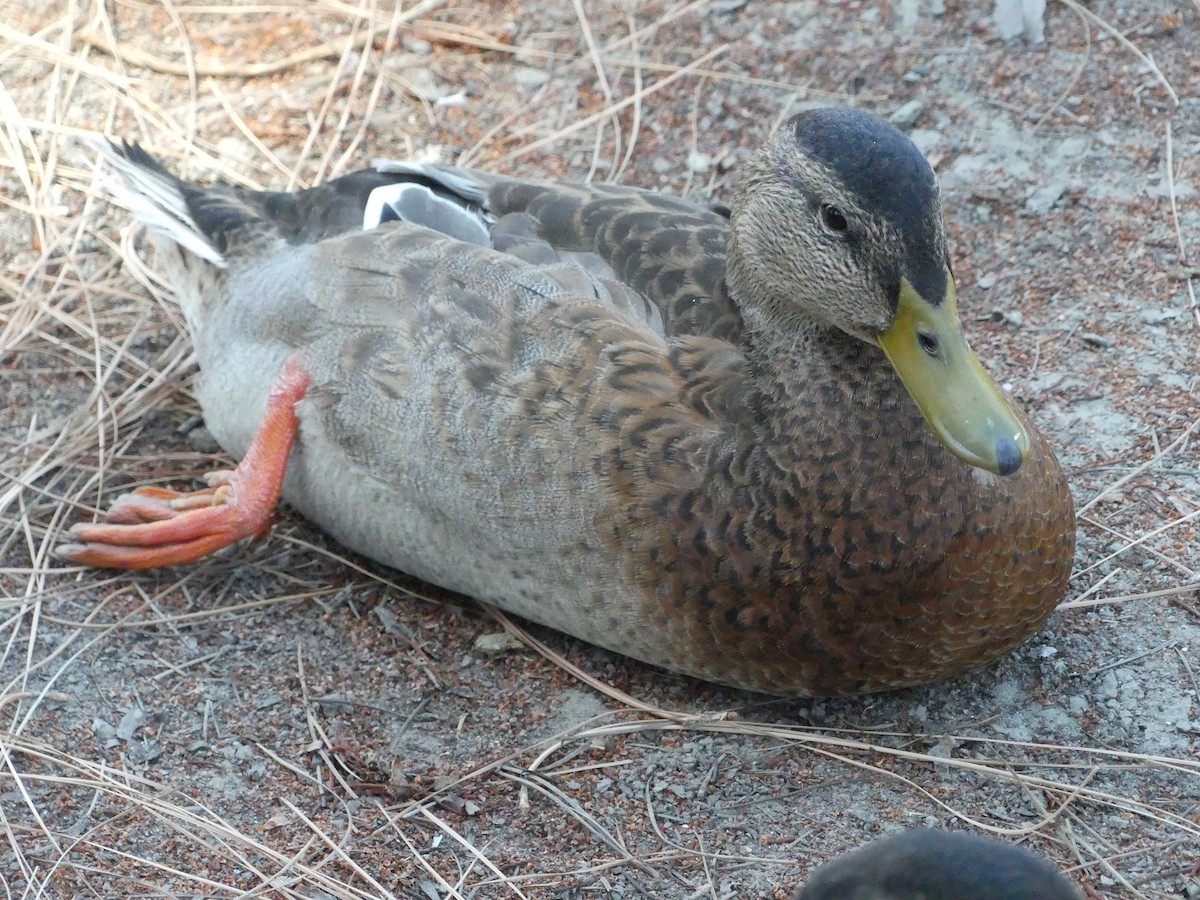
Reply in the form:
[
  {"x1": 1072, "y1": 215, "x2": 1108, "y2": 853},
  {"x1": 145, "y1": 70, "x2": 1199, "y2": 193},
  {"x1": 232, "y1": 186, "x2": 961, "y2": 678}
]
[{"x1": 65, "y1": 108, "x2": 1075, "y2": 695}]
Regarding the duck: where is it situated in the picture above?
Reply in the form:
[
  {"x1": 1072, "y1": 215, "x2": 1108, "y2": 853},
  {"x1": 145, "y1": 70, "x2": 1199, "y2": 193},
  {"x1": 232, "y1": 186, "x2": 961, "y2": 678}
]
[
  {"x1": 61, "y1": 107, "x2": 1076, "y2": 696},
  {"x1": 794, "y1": 828, "x2": 1082, "y2": 899}
]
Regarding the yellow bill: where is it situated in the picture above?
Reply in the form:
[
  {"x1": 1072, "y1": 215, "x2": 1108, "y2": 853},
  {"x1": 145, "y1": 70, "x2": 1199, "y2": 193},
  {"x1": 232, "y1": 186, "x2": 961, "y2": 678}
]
[{"x1": 877, "y1": 277, "x2": 1029, "y2": 476}]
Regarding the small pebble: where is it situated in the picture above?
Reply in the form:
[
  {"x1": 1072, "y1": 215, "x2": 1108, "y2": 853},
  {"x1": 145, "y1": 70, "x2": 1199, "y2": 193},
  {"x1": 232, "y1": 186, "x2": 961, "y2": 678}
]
[
  {"x1": 995, "y1": 0, "x2": 1047, "y2": 42},
  {"x1": 1024, "y1": 178, "x2": 1070, "y2": 215},
  {"x1": 1138, "y1": 308, "x2": 1178, "y2": 325},
  {"x1": 908, "y1": 129, "x2": 943, "y2": 156},
  {"x1": 981, "y1": 308, "x2": 1022, "y2": 326},
  {"x1": 214, "y1": 136, "x2": 256, "y2": 165},
  {"x1": 687, "y1": 150, "x2": 711, "y2": 174},
  {"x1": 404, "y1": 67, "x2": 451, "y2": 101},
  {"x1": 1099, "y1": 671, "x2": 1119, "y2": 700},
  {"x1": 513, "y1": 67, "x2": 549, "y2": 89},
  {"x1": 474, "y1": 632, "x2": 524, "y2": 655},
  {"x1": 888, "y1": 99, "x2": 924, "y2": 130},
  {"x1": 927, "y1": 736, "x2": 957, "y2": 759},
  {"x1": 187, "y1": 425, "x2": 221, "y2": 454}
]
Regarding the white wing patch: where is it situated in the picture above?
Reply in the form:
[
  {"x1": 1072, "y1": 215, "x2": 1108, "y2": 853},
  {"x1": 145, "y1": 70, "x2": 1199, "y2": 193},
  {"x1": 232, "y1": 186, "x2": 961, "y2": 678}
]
[
  {"x1": 363, "y1": 182, "x2": 491, "y2": 247},
  {"x1": 371, "y1": 159, "x2": 489, "y2": 207}
]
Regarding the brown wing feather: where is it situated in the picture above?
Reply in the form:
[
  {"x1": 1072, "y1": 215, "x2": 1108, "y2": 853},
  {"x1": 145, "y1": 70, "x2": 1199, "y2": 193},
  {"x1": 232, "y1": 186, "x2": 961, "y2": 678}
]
[{"x1": 480, "y1": 178, "x2": 743, "y2": 341}]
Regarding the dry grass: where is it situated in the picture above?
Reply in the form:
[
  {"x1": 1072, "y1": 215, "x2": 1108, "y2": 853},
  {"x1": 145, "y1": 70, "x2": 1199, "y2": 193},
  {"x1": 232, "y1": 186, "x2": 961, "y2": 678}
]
[{"x1": 2, "y1": 0, "x2": 1198, "y2": 896}]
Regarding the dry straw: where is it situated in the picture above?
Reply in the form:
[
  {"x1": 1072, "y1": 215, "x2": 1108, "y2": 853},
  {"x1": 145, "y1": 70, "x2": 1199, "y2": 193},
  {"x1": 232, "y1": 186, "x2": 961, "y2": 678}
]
[{"x1": 1, "y1": 0, "x2": 1196, "y2": 896}]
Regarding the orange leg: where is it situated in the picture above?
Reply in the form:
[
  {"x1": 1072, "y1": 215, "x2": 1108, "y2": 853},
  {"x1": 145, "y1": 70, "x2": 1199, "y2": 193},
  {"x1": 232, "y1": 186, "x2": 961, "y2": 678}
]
[{"x1": 60, "y1": 356, "x2": 312, "y2": 570}]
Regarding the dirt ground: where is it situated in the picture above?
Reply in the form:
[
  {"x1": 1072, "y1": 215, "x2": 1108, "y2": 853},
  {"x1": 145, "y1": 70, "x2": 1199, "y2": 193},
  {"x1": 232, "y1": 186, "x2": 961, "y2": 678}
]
[{"x1": 1, "y1": 1, "x2": 1198, "y2": 897}]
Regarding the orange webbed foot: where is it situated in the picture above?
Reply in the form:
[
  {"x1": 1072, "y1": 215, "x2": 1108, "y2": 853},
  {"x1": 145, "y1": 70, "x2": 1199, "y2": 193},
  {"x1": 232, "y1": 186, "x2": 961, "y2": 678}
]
[{"x1": 59, "y1": 357, "x2": 311, "y2": 570}]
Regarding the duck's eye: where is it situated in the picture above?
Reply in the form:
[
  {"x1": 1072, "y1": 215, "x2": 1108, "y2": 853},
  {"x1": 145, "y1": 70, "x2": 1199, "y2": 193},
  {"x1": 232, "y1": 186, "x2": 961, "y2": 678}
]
[
  {"x1": 820, "y1": 204, "x2": 848, "y2": 233},
  {"x1": 918, "y1": 331, "x2": 940, "y2": 356}
]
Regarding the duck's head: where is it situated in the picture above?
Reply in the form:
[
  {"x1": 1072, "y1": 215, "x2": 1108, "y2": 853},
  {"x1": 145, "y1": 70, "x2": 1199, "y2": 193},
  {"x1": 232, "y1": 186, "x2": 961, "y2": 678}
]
[
  {"x1": 728, "y1": 107, "x2": 1028, "y2": 476},
  {"x1": 794, "y1": 829, "x2": 1082, "y2": 900}
]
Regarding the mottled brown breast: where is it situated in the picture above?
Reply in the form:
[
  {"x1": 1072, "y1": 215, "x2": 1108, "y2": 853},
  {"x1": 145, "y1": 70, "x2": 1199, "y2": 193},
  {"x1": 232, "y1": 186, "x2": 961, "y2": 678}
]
[{"x1": 609, "y1": 332, "x2": 1075, "y2": 696}]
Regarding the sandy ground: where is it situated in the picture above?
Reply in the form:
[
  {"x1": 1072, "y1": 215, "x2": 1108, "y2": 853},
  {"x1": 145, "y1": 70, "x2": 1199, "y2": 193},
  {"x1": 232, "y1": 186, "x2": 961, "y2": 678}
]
[{"x1": 1, "y1": 1, "x2": 1198, "y2": 897}]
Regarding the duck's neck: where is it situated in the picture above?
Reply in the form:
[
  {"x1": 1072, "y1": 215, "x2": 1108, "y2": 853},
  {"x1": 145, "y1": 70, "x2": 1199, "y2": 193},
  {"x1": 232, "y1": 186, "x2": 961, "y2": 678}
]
[
  {"x1": 731, "y1": 295, "x2": 954, "y2": 489},
  {"x1": 739, "y1": 304, "x2": 831, "y2": 371},
  {"x1": 739, "y1": 302, "x2": 895, "y2": 413},
  {"x1": 720, "y1": 234, "x2": 958, "y2": 484}
]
